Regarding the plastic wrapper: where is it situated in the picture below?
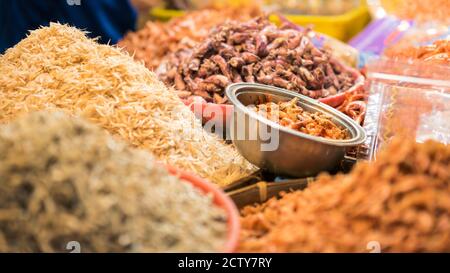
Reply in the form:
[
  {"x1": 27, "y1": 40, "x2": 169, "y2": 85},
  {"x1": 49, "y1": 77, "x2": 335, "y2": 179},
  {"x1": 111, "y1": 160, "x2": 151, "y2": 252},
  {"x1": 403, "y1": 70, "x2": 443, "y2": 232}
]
[
  {"x1": 351, "y1": 4, "x2": 449, "y2": 66},
  {"x1": 350, "y1": 19, "x2": 449, "y2": 55},
  {"x1": 383, "y1": 26, "x2": 450, "y2": 63},
  {"x1": 349, "y1": 17, "x2": 411, "y2": 56},
  {"x1": 358, "y1": 58, "x2": 450, "y2": 161}
]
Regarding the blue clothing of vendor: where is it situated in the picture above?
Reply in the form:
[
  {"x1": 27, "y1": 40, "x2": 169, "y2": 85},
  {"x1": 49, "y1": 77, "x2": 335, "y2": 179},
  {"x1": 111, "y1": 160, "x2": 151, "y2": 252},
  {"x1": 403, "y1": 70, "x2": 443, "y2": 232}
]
[{"x1": 0, "y1": 0, "x2": 138, "y2": 53}]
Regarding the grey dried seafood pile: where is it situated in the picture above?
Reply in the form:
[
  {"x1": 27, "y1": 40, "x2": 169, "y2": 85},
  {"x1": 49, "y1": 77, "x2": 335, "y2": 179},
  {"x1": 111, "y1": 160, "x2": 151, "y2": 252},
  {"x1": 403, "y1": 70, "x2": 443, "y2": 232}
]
[
  {"x1": 239, "y1": 138, "x2": 450, "y2": 252},
  {"x1": 161, "y1": 17, "x2": 357, "y2": 104},
  {"x1": 0, "y1": 111, "x2": 227, "y2": 253}
]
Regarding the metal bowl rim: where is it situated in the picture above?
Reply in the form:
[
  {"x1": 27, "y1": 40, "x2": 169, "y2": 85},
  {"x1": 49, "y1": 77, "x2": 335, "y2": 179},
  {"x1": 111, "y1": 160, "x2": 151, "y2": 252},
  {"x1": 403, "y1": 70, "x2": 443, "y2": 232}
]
[{"x1": 226, "y1": 82, "x2": 367, "y2": 147}]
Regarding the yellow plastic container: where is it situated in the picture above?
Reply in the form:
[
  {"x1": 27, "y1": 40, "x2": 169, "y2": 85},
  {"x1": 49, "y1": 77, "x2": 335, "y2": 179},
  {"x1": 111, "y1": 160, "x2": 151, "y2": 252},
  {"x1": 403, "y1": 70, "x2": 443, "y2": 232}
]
[
  {"x1": 269, "y1": 6, "x2": 371, "y2": 41},
  {"x1": 149, "y1": 4, "x2": 371, "y2": 41},
  {"x1": 149, "y1": 8, "x2": 184, "y2": 21}
]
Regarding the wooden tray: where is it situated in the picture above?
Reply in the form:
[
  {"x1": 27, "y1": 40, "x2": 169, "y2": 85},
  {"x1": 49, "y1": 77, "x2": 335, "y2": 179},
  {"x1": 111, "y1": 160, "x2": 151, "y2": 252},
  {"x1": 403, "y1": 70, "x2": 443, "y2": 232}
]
[
  {"x1": 227, "y1": 178, "x2": 314, "y2": 209},
  {"x1": 225, "y1": 155, "x2": 357, "y2": 209}
]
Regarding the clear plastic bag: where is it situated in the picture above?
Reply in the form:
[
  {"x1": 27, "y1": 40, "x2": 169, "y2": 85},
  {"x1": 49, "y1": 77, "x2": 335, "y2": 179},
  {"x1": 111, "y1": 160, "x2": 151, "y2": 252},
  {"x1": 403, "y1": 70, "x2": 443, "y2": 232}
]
[{"x1": 358, "y1": 58, "x2": 450, "y2": 160}]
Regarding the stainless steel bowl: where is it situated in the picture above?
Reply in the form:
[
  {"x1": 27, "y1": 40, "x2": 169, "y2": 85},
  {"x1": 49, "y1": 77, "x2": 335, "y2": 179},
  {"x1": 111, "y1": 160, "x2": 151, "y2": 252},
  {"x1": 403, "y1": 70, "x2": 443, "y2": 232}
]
[{"x1": 225, "y1": 83, "x2": 366, "y2": 177}]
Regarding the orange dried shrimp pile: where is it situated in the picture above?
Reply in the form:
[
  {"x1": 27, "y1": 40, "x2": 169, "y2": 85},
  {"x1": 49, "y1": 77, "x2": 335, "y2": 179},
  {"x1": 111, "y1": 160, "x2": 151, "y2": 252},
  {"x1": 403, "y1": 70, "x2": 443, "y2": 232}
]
[
  {"x1": 249, "y1": 98, "x2": 349, "y2": 140},
  {"x1": 118, "y1": 7, "x2": 261, "y2": 70},
  {"x1": 239, "y1": 138, "x2": 450, "y2": 252},
  {"x1": 383, "y1": 0, "x2": 450, "y2": 24},
  {"x1": 336, "y1": 88, "x2": 367, "y2": 125},
  {"x1": 385, "y1": 39, "x2": 450, "y2": 65}
]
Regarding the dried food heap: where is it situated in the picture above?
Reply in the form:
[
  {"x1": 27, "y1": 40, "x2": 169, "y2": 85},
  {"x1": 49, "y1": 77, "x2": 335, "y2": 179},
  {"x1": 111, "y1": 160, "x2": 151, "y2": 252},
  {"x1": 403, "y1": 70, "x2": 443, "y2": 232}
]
[
  {"x1": 239, "y1": 138, "x2": 450, "y2": 252},
  {"x1": 248, "y1": 98, "x2": 349, "y2": 140},
  {"x1": 161, "y1": 17, "x2": 359, "y2": 104},
  {"x1": 385, "y1": 39, "x2": 450, "y2": 65},
  {"x1": 0, "y1": 111, "x2": 227, "y2": 252},
  {"x1": 336, "y1": 88, "x2": 367, "y2": 125},
  {"x1": 0, "y1": 23, "x2": 256, "y2": 186},
  {"x1": 118, "y1": 7, "x2": 261, "y2": 70},
  {"x1": 381, "y1": 0, "x2": 450, "y2": 24}
]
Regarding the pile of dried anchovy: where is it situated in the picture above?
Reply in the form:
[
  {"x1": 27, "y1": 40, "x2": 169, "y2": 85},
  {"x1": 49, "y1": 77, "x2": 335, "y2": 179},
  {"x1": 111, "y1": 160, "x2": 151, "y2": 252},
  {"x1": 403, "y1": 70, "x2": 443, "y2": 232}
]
[
  {"x1": 160, "y1": 17, "x2": 358, "y2": 104},
  {"x1": 249, "y1": 98, "x2": 349, "y2": 140},
  {"x1": 239, "y1": 138, "x2": 450, "y2": 252}
]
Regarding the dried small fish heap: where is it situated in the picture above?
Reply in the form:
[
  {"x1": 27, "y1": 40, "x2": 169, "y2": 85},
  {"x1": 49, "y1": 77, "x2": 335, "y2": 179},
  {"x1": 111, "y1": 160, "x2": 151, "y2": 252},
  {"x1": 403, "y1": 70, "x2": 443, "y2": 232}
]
[
  {"x1": 0, "y1": 111, "x2": 227, "y2": 252},
  {"x1": 249, "y1": 98, "x2": 349, "y2": 140},
  {"x1": 118, "y1": 7, "x2": 261, "y2": 70},
  {"x1": 0, "y1": 23, "x2": 256, "y2": 186},
  {"x1": 161, "y1": 17, "x2": 358, "y2": 104},
  {"x1": 239, "y1": 138, "x2": 450, "y2": 252}
]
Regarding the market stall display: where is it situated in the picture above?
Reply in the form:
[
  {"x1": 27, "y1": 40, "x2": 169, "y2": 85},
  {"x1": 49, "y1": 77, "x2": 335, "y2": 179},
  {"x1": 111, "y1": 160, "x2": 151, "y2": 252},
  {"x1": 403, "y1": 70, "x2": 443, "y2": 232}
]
[
  {"x1": 239, "y1": 138, "x2": 450, "y2": 252},
  {"x1": 0, "y1": 111, "x2": 231, "y2": 252},
  {"x1": 0, "y1": 0, "x2": 449, "y2": 255},
  {"x1": 0, "y1": 23, "x2": 256, "y2": 186}
]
